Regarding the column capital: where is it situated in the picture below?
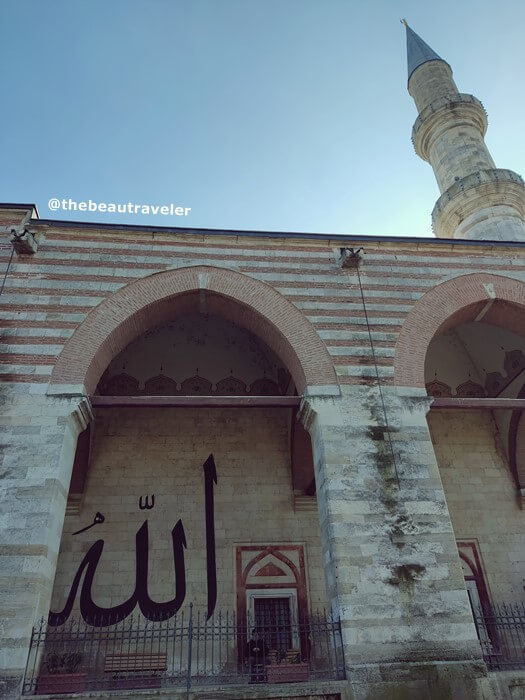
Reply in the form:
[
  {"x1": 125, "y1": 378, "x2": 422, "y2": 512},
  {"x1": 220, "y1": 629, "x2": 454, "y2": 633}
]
[
  {"x1": 297, "y1": 397, "x2": 317, "y2": 433},
  {"x1": 71, "y1": 396, "x2": 94, "y2": 433}
]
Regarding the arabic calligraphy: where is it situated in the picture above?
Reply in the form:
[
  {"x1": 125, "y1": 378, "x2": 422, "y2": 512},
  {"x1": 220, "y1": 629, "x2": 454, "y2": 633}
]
[
  {"x1": 203, "y1": 454, "x2": 217, "y2": 620},
  {"x1": 48, "y1": 520, "x2": 187, "y2": 626},
  {"x1": 139, "y1": 495, "x2": 155, "y2": 510},
  {"x1": 49, "y1": 454, "x2": 219, "y2": 627},
  {"x1": 71, "y1": 512, "x2": 105, "y2": 536}
]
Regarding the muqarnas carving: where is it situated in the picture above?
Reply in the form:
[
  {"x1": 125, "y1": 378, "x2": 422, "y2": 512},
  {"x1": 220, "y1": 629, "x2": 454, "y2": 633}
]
[
  {"x1": 97, "y1": 372, "x2": 285, "y2": 396},
  {"x1": 426, "y1": 349, "x2": 525, "y2": 399}
]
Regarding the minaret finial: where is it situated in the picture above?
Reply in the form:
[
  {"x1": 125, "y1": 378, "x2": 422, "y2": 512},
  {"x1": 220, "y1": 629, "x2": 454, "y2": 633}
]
[
  {"x1": 404, "y1": 23, "x2": 447, "y2": 83},
  {"x1": 404, "y1": 25, "x2": 525, "y2": 242}
]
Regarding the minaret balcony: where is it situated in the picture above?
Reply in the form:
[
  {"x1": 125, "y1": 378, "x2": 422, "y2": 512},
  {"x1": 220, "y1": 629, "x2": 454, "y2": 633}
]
[
  {"x1": 431, "y1": 168, "x2": 525, "y2": 239},
  {"x1": 412, "y1": 93, "x2": 488, "y2": 161}
]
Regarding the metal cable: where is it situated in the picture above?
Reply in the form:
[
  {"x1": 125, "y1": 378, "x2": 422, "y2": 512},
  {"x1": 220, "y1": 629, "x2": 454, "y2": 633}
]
[
  {"x1": 353, "y1": 254, "x2": 400, "y2": 487},
  {"x1": 0, "y1": 243, "x2": 15, "y2": 298}
]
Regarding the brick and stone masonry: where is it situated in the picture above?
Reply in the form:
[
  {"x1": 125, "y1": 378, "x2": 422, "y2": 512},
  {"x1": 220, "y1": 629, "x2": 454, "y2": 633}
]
[
  {"x1": 0, "y1": 22, "x2": 524, "y2": 700},
  {"x1": 1, "y1": 202, "x2": 524, "y2": 699}
]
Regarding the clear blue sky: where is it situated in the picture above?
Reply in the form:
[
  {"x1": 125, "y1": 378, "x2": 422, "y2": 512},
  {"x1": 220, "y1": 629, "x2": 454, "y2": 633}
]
[{"x1": 1, "y1": 0, "x2": 524, "y2": 237}]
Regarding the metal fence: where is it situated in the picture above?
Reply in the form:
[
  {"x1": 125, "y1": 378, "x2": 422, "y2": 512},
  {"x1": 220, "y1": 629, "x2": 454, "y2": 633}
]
[
  {"x1": 22, "y1": 606, "x2": 345, "y2": 695},
  {"x1": 471, "y1": 602, "x2": 525, "y2": 671}
]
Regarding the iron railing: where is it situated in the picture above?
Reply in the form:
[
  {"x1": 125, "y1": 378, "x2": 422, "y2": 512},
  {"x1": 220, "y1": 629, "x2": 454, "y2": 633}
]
[
  {"x1": 22, "y1": 606, "x2": 345, "y2": 695},
  {"x1": 471, "y1": 602, "x2": 525, "y2": 671}
]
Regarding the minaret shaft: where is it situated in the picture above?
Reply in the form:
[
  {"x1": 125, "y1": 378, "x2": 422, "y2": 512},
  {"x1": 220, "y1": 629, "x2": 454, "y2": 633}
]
[
  {"x1": 411, "y1": 84, "x2": 496, "y2": 194},
  {"x1": 408, "y1": 60, "x2": 457, "y2": 112},
  {"x1": 405, "y1": 24, "x2": 525, "y2": 242}
]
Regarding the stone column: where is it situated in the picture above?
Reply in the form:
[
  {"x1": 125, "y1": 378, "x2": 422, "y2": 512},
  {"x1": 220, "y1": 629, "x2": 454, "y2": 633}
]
[
  {"x1": 300, "y1": 385, "x2": 488, "y2": 700},
  {"x1": 0, "y1": 385, "x2": 91, "y2": 698}
]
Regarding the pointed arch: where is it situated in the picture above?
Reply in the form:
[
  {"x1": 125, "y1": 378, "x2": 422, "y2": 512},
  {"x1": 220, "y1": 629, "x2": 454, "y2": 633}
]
[
  {"x1": 242, "y1": 549, "x2": 300, "y2": 586},
  {"x1": 394, "y1": 273, "x2": 525, "y2": 388},
  {"x1": 49, "y1": 265, "x2": 338, "y2": 396}
]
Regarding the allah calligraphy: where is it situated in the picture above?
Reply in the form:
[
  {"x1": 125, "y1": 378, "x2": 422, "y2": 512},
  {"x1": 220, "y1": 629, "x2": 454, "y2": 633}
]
[
  {"x1": 48, "y1": 519, "x2": 187, "y2": 627},
  {"x1": 48, "y1": 455, "x2": 218, "y2": 627}
]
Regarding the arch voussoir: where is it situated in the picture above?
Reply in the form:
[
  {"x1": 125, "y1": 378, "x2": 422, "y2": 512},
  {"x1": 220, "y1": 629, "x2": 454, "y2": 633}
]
[
  {"x1": 49, "y1": 265, "x2": 338, "y2": 396},
  {"x1": 394, "y1": 272, "x2": 525, "y2": 388}
]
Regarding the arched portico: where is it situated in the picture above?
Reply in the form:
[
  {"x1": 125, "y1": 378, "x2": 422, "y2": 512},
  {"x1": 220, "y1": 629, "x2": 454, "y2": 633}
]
[
  {"x1": 43, "y1": 267, "x2": 337, "y2": 695},
  {"x1": 394, "y1": 272, "x2": 525, "y2": 388},
  {"x1": 397, "y1": 271, "x2": 525, "y2": 627},
  {"x1": 49, "y1": 265, "x2": 338, "y2": 397}
]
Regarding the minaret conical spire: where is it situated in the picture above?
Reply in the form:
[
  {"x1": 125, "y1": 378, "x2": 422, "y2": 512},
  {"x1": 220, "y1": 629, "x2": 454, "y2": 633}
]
[
  {"x1": 402, "y1": 20, "x2": 449, "y2": 82},
  {"x1": 402, "y1": 23, "x2": 525, "y2": 241}
]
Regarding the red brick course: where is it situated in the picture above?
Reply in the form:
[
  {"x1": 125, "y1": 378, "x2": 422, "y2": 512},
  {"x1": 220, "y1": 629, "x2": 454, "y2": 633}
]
[
  {"x1": 49, "y1": 265, "x2": 339, "y2": 394},
  {"x1": 394, "y1": 273, "x2": 525, "y2": 387}
]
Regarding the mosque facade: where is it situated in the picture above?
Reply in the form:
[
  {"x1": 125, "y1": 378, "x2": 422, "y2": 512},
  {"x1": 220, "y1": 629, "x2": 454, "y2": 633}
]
[{"x1": 0, "y1": 24, "x2": 524, "y2": 700}]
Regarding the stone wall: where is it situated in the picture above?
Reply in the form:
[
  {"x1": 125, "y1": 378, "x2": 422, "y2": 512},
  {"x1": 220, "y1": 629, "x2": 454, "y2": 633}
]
[
  {"x1": 0, "y1": 385, "x2": 90, "y2": 698},
  {"x1": 51, "y1": 406, "x2": 328, "y2": 616},
  {"x1": 428, "y1": 409, "x2": 524, "y2": 602}
]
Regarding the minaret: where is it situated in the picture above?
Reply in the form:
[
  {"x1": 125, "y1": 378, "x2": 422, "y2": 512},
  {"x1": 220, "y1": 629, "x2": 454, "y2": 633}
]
[{"x1": 404, "y1": 21, "x2": 525, "y2": 242}]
